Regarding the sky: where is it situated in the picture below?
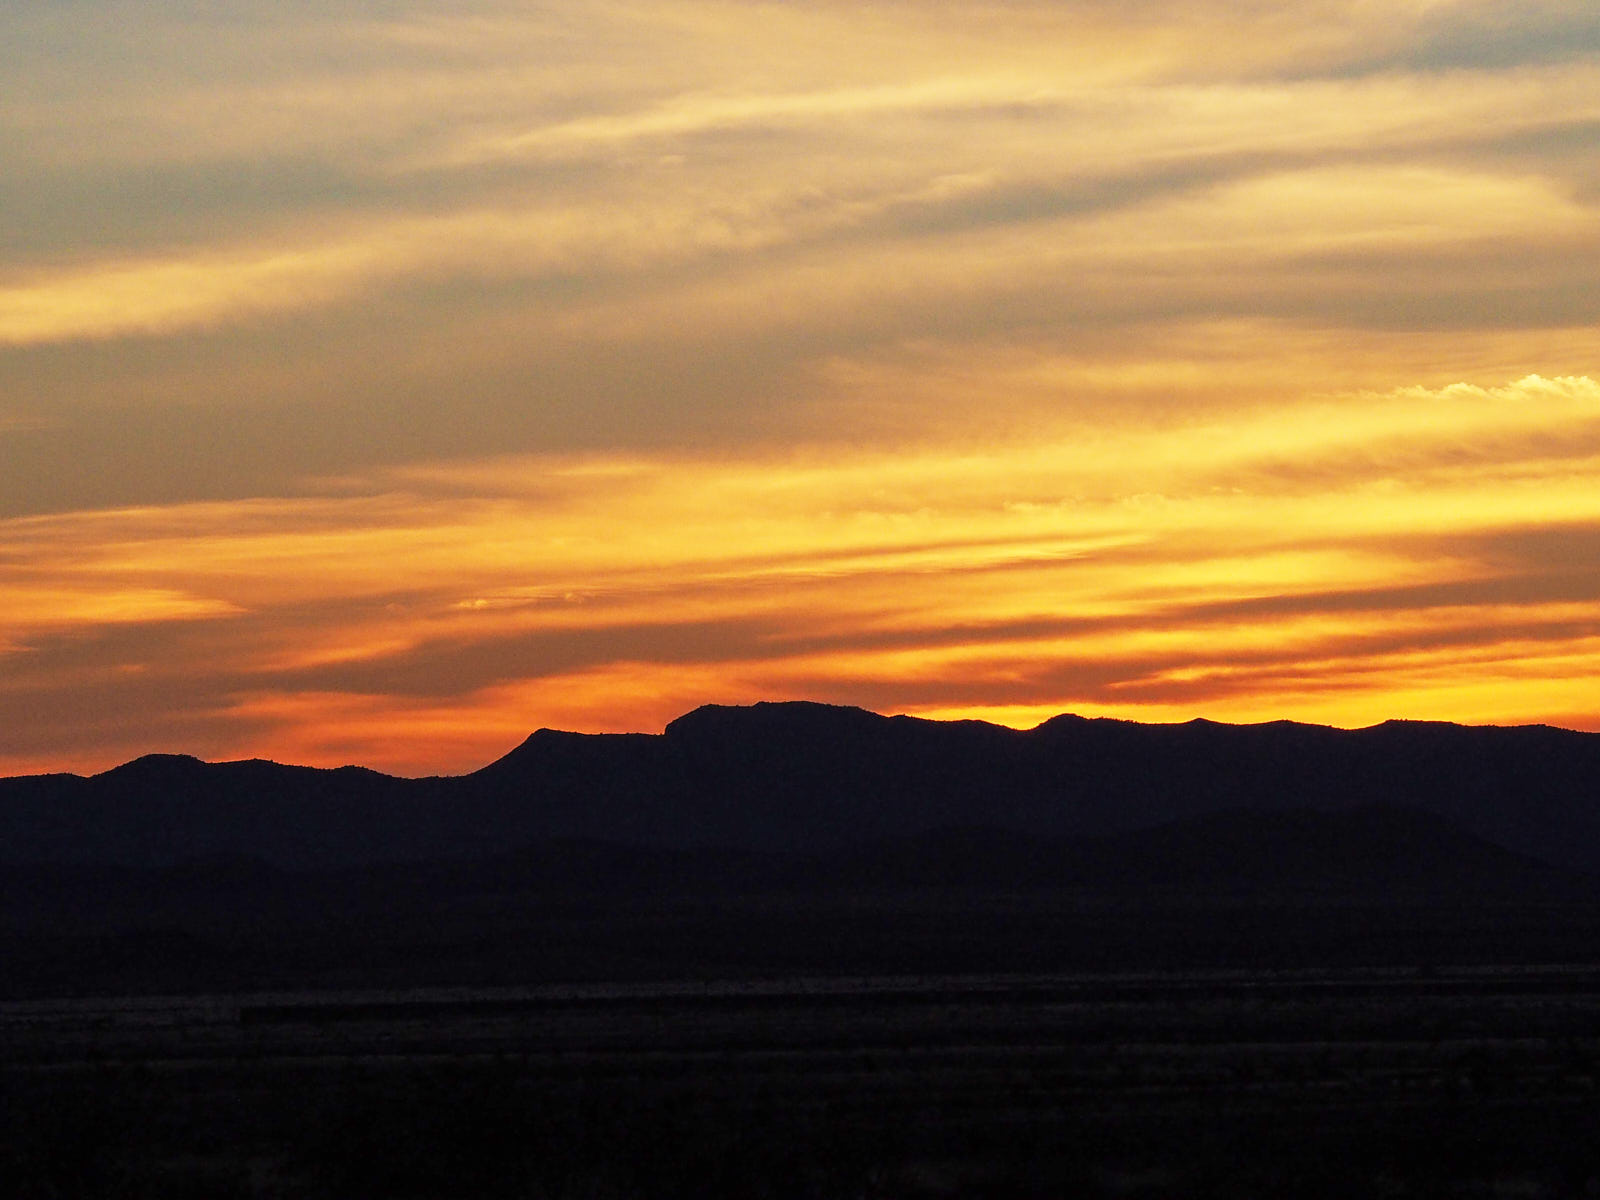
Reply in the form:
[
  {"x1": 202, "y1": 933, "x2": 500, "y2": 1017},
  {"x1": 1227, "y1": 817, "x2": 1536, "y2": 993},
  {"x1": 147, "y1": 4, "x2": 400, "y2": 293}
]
[{"x1": 3, "y1": 0, "x2": 1600, "y2": 777}]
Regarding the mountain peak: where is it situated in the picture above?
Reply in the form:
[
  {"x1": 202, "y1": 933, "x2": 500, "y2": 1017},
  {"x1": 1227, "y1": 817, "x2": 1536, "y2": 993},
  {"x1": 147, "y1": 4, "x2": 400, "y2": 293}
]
[
  {"x1": 664, "y1": 700, "x2": 886, "y2": 740},
  {"x1": 95, "y1": 753, "x2": 207, "y2": 782}
]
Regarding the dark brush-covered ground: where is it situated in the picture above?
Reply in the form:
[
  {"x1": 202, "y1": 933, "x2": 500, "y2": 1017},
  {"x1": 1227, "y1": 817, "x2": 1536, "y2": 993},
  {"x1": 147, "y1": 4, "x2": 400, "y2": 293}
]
[
  {"x1": 10, "y1": 892, "x2": 1600, "y2": 1199},
  {"x1": 7, "y1": 967, "x2": 1600, "y2": 1199}
]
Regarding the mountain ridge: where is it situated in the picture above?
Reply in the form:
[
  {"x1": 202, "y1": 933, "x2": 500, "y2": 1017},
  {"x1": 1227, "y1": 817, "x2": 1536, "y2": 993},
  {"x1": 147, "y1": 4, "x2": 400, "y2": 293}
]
[{"x1": 5, "y1": 701, "x2": 1600, "y2": 872}]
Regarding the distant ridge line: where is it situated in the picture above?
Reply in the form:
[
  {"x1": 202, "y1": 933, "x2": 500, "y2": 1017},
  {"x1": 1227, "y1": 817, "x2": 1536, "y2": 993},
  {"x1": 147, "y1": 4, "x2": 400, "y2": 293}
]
[
  {"x1": 46, "y1": 701, "x2": 1590, "y2": 784},
  {"x1": 4, "y1": 701, "x2": 1600, "y2": 873}
]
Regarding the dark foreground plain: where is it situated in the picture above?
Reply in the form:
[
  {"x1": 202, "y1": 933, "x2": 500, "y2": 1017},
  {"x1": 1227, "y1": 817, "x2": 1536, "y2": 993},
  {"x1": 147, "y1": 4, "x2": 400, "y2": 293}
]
[{"x1": 9, "y1": 902, "x2": 1600, "y2": 1199}]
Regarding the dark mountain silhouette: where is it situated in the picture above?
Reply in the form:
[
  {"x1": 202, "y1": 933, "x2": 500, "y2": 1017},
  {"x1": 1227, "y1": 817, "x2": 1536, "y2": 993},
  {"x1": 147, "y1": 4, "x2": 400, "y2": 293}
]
[{"x1": 5, "y1": 701, "x2": 1600, "y2": 872}]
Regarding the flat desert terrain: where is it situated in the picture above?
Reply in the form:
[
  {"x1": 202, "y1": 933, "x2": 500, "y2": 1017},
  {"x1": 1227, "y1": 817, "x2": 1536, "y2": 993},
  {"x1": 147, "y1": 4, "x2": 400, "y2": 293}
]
[{"x1": 7, "y1": 967, "x2": 1600, "y2": 1198}]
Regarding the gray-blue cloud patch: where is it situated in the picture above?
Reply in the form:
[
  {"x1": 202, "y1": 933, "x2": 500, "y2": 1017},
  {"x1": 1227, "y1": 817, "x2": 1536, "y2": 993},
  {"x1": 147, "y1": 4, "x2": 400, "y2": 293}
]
[{"x1": 1377, "y1": 4, "x2": 1600, "y2": 74}]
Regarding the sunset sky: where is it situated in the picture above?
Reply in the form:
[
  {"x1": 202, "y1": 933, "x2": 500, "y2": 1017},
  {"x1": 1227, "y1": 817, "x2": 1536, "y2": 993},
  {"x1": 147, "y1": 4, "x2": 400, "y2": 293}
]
[{"x1": 4, "y1": 0, "x2": 1600, "y2": 776}]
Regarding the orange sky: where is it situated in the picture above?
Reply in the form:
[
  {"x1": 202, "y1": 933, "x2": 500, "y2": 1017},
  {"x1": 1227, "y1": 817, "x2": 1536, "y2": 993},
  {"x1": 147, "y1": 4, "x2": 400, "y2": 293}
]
[{"x1": 4, "y1": 1, "x2": 1600, "y2": 776}]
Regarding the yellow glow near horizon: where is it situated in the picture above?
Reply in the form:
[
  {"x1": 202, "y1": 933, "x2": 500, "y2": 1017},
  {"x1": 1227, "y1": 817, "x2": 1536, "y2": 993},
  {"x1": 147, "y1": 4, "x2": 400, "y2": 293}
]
[{"x1": 5, "y1": 373, "x2": 1600, "y2": 776}]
